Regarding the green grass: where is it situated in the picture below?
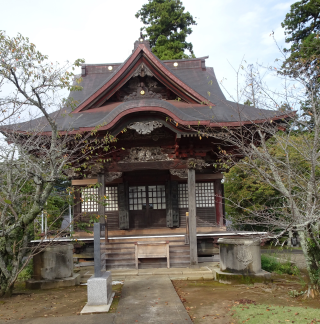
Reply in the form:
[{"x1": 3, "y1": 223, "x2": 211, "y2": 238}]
[
  {"x1": 261, "y1": 254, "x2": 299, "y2": 275},
  {"x1": 232, "y1": 304, "x2": 320, "y2": 323},
  {"x1": 108, "y1": 284, "x2": 123, "y2": 313}
]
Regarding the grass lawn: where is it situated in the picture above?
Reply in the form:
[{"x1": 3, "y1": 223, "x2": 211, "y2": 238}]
[
  {"x1": 232, "y1": 303, "x2": 320, "y2": 323},
  {"x1": 172, "y1": 275, "x2": 320, "y2": 324}
]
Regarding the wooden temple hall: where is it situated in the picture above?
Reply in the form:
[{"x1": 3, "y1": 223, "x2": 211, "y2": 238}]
[{"x1": 30, "y1": 36, "x2": 288, "y2": 269}]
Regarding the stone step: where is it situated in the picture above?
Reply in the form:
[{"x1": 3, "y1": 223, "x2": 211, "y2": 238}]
[{"x1": 106, "y1": 264, "x2": 136, "y2": 270}]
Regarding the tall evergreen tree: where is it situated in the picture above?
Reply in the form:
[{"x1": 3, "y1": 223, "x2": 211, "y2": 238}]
[
  {"x1": 135, "y1": 0, "x2": 197, "y2": 60},
  {"x1": 282, "y1": 0, "x2": 320, "y2": 126}
]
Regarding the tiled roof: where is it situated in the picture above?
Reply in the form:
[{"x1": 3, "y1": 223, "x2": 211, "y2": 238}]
[{"x1": 2, "y1": 40, "x2": 291, "y2": 134}]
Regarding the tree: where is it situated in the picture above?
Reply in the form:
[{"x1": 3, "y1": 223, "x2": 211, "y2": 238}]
[
  {"x1": 200, "y1": 54, "x2": 320, "y2": 295},
  {"x1": 282, "y1": 0, "x2": 320, "y2": 63},
  {"x1": 0, "y1": 32, "x2": 115, "y2": 296},
  {"x1": 281, "y1": 0, "x2": 320, "y2": 124},
  {"x1": 136, "y1": 0, "x2": 196, "y2": 60},
  {"x1": 224, "y1": 159, "x2": 283, "y2": 232}
]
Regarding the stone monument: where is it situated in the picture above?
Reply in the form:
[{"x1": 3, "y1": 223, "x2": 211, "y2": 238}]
[
  {"x1": 81, "y1": 223, "x2": 114, "y2": 314},
  {"x1": 26, "y1": 244, "x2": 80, "y2": 289}
]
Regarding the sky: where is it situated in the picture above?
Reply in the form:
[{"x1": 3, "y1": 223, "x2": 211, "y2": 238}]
[{"x1": 1, "y1": 0, "x2": 297, "y2": 101}]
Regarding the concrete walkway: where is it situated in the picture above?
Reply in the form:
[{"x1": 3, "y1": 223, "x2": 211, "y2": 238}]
[{"x1": 114, "y1": 275, "x2": 192, "y2": 324}]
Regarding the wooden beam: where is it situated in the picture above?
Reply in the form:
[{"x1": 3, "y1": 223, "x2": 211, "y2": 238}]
[
  {"x1": 188, "y1": 168, "x2": 198, "y2": 267},
  {"x1": 195, "y1": 173, "x2": 223, "y2": 180},
  {"x1": 214, "y1": 179, "x2": 224, "y2": 226},
  {"x1": 72, "y1": 179, "x2": 98, "y2": 186}
]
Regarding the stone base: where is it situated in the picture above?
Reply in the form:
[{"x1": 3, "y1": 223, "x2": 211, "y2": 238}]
[
  {"x1": 212, "y1": 267, "x2": 271, "y2": 285},
  {"x1": 26, "y1": 273, "x2": 80, "y2": 290},
  {"x1": 87, "y1": 271, "x2": 112, "y2": 306},
  {"x1": 80, "y1": 292, "x2": 115, "y2": 315}
]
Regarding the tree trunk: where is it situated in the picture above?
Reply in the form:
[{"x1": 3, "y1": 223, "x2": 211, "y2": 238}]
[
  {"x1": 298, "y1": 231, "x2": 320, "y2": 292},
  {"x1": 0, "y1": 277, "x2": 13, "y2": 297}
]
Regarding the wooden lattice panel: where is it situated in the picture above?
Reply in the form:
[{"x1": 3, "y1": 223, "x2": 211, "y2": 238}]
[
  {"x1": 81, "y1": 186, "x2": 118, "y2": 212},
  {"x1": 178, "y1": 182, "x2": 215, "y2": 208}
]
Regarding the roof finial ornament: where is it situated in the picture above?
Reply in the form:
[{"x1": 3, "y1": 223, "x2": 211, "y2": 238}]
[
  {"x1": 133, "y1": 32, "x2": 150, "y2": 51},
  {"x1": 139, "y1": 31, "x2": 144, "y2": 42}
]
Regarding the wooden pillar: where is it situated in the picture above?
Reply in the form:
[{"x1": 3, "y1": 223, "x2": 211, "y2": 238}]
[
  {"x1": 97, "y1": 173, "x2": 107, "y2": 242},
  {"x1": 73, "y1": 186, "x2": 81, "y2": 216},
  {"x1": 214, "y1": 179, "x2": 224, "y2": 227},
  {"x1": 188, "y1": 168, "x2": 198, "y2": 266}
]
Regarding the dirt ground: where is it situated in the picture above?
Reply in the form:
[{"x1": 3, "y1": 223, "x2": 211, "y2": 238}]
[
  {"x1": 172, "y1": 275, "x2": 320, "y2": 324},
  {"x1": 0, "y1": 283, "x2": 123, "y2": 322}
]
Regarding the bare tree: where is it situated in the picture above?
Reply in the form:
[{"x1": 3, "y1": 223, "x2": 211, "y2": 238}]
[
  {"x1": 199, "y1": 56, "x2": 320, "y2": 296},
  {"x1": 0, "y1": 32, "x2": 115, "y2": 296}
]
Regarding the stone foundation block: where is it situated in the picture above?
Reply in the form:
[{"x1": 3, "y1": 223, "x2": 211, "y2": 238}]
[
  {"x1": 87, "y1": 271, "x2": 112, "y2": 306},
  {"x1": 26, "y1": 273, "x2": 80, "y2": 290}
]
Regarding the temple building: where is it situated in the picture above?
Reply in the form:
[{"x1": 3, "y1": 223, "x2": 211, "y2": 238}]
[{"x1": 13, "y1": 36, "x2": 290, "y2": 269}]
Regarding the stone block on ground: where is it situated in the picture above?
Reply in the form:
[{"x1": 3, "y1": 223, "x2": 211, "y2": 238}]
[
  {"x1": 87, "y1": 271, "x2": 113, "y2": 306},
  {"x1": 33, "y1": 244, "x2": 74, "y2": 280},
  {"x1": 218, "y1": 238, "x2": 262, "y2": 274},
  {"x1": 26, "y1": 273, "x2": 80, "y2": 290}
]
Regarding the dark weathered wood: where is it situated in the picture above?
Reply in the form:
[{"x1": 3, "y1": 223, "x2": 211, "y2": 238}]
[
  {"x1": 188, "y1": 168, "x2": 198, "y2": 266},
  {"x1": 73, "y1": 188, "x2": 81, "y2": 216},
  {"x1": 166, "y1": 181, "x2": 179, "y2": 228},
  {"x1": 118, "y1": 183, "x2": 129, "y2": 229},
  {"x1": 98, "y1": 173, "x2": 106, "y2": 241},
  {"x1": 214, "y1": 179, "x2": 224, "y2": 226}
]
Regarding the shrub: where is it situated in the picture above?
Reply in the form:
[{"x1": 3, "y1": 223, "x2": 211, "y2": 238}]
[
  {"x1": 261, "y1": 254, "x2": 299, "y2": 275},
  {"x1": 17, "y1": 260, "x2": 33, "y2": 282}
]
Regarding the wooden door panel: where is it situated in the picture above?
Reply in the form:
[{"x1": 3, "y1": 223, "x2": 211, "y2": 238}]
[{"x1": 149, "y1": 209, "x2": 166, "y2": 228}]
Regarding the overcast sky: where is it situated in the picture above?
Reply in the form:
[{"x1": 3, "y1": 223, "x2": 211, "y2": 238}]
[{"x1": 1, "y1": 0, "x2": 296, "y2": 100}]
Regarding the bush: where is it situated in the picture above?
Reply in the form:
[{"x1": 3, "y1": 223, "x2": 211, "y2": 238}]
[
  {"x1": 17, "y1": 260, "x2": 33, "y2": 281},
  {"x1": 261, "y1": 254, "x2": 299, "y2": 275}
]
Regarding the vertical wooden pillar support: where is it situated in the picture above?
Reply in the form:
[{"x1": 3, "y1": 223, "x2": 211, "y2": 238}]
[
  {"x1": 214, "y1": 179, "x2": 224, "y2": 227},
  {"x1": 97, "y1": 173, "x2": 107, "y2": 242},
  {"x1": 188, "y1": 168, "x2": 198, "y2": 266},
  {"x1": 73, "y1": 187, "x2": 81, "y2": 214}
]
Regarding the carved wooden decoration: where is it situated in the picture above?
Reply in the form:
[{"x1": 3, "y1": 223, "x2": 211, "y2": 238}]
[
  {"x1": 127, "y1": 121, "x2": 163, "y2": 135},
  {"x1": 187, "y1": 158, "x2": 210, "y2": 169},
  {"x1": 132, "y1": 63, "x2": 153, "y2": 78},
  {"x1": 105, "y1": 172, "x2": 122, "y2": 182},
  {"x1": 123, "y1": 86, "x2": 162, "y2": 101},
  {"x1": 170, "y1": 169, "x2": 188, "y2": 178},
  {"x1": 120, "y1": 147, "x2": 172, "y2": 163}
]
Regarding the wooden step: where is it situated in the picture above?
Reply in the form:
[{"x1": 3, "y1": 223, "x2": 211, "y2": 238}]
[{"x1": 108, "y1": 236, "x2": 185, "y2": 243}]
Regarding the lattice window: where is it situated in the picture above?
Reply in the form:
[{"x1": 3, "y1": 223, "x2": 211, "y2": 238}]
[
  {"x1": 81, "y1": 186, "x2": 118, "y2": 212},
  {"x1": 178, "y1": 184, "x2": 188, "y2": 208},
  {"x1": 129, "y1": 186, "x2": 146, "y2": 211},
  {"x1": 106, "y1": 187, "x2": 118, "y2": 211},
  {"x1": 128, "y1": 185, "x2": 166, "y2": 210},
  {"x1": 178, "y1": 182, "x2": 215, "y2": 208},
  {"x1": 196, "y1": 182, "x2": 215, "y2": 207},
  {"x1": 148, "y1": 185, "x2": 166, "y2": 210},
  {"x1": 81, "y1": 187, "x2": 98, "y2": 212}
]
